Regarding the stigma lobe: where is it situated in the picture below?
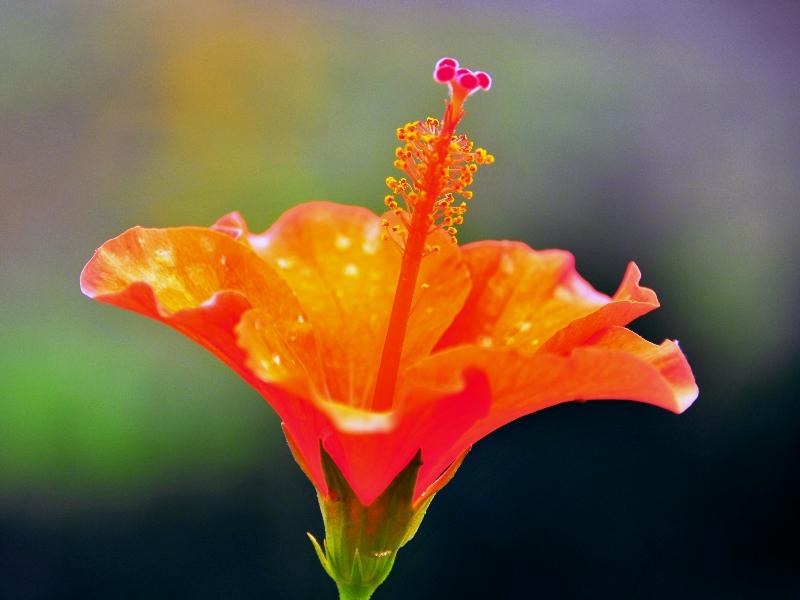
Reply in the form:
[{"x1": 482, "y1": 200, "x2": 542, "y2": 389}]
[{"x1": 433, "y1": 57, "x2": 492, "y2": 96}]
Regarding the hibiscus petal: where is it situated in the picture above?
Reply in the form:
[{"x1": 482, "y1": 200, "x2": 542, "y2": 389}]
[
  {"x1": 320, "y1": 368, "x2": 491, "y2": 505},
  {"x1": 268, "y1": 369, "x2": 490, "y2": 506},
  {"x1": 224, "y1": 202, "x2": 470, "y2": 409},
  {"x1": 541, "y1": 262, "x2": 659, "y2": 353},
  {"x1": 407, "y1": 326, "x2": 698, "y2": 486},
  {"x1": 436, "y1": 241, "x2": 609, "y2": 353},
  {"x1": 239, "y1": 303, "x2": 491, "y2": 505},
  {"x1": 436, "y1": 242, "x2": 662, "y2": 357},
  {"x1": 80, "y1": 226, "x2": 318, "y2": 390}
]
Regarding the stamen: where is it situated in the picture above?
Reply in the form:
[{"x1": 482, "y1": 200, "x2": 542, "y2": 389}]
[
  {"x1": 372, "y1": 57, "x2": 494, "y2": 411},
  {"x1": 384, "y1": 112, "x2": 493, "y2": 241}
]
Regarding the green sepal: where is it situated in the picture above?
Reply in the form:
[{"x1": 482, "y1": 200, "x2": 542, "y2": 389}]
[
  {"x1": 307, "y1": 532, "x2": 334, "y2": 579},
  {"x1": 309, "y1": 445, "x2": 429, "y2": 600}
]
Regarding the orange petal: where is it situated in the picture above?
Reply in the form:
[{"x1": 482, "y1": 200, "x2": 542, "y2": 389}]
[
  {"x1": 260, "y1": 367, "x2": 490, "y2": 506},
  {"x1": 407, "y1": 327, "x2": 698, "y2": 484},
  {"x1": 320, "y1": 368, "x2": 491, "y2": 505},
  {"x1": 436, "y1": 241, "x2": 610, "y2": 353},
  {"x1": 239, "y1": 311, "x2": 487, "y2": 506},
  {"x1": 223, "y1": 202, "x2": 469, "y2": 409},
  {"x1": 80, "y1": 226, "x2": 317, "y2": 391},
  {"x1": 541, "y1": 262, "x2": 659, "y2": 353}
]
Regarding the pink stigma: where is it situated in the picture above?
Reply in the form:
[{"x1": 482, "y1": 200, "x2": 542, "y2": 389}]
[
  {"x1": 475, "y1": 71, "x2": 492, "y2": 90},
  {"x1": 434, "y1": 65, "x2": 456, "y2": 83},
  {"x1": 433, "y1": 57, "x2": 492, "y2": 101},
  {"x1": 458, "y1": 72, "x2": 479, "y2": 90}
]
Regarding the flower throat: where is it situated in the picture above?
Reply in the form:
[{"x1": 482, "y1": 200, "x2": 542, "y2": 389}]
[{"x1": 371, "y1": 58, "x2": 494, "y2": 411}]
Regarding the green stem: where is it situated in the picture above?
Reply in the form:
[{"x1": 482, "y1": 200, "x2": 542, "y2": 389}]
[{"x1": 337, "y1": 581, "x2": 378, "y2": 600}]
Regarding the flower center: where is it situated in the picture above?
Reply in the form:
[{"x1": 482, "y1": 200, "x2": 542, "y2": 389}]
[{"x1": 371, "y1": 58, "x2": 493, "y2": 412}]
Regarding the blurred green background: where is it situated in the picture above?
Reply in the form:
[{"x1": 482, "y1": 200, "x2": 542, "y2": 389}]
[{"x1": 1, "y1": 1, "x2": 798, "y2": 598}]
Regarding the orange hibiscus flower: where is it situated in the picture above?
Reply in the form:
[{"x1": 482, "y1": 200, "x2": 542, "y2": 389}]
[{"x1": 81, "y1": 58, "x2": 697, "y2": 599}]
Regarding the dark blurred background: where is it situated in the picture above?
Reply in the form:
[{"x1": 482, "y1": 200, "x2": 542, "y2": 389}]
[{"x1": 1, "y1": 1, "x2": 798, "y2": 598}]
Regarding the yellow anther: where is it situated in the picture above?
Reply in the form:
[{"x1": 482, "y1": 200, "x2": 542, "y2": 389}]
[
  {"x1": 381, "y1": 218, "x2": 390, "y2": 227},
  {"x1": 383, "y1": 111, "x2": 493, "y2": 246}
]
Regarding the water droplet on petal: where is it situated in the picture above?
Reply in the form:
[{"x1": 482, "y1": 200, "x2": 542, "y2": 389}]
[
  {"x1": 554, "y1": 286, "x2": 573, "y2": 301},
  {"x1": 362, "y1": 239, "x2": 379, "y2": 255},
  {"x1": 343, "y1": 263, "x2": 359, "y2": 277},
  {"x1": 335, "y1": 234, "x2": 352, "y2": 251},
  {"x1": 154, "y1": 248, "x2": 174, "y2": 266},
  {"x1": 499, "y1": 254, "x2": 515, "y2": 275}
]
